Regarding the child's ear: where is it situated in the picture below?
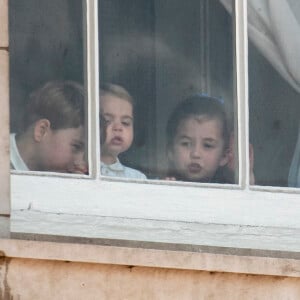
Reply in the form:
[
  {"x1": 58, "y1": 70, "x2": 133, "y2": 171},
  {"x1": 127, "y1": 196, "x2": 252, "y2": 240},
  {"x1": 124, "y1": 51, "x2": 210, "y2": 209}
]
[
  {"x1": 34, "y1": 119, "x2": 51, "y2": 142},
  {"x1": 219, "y1": 149, "x2": 230, "y2": 167}
]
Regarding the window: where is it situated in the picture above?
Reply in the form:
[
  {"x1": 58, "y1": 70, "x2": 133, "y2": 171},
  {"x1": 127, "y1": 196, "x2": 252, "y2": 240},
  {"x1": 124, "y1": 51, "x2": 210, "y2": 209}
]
[
  {"x1": 247, "y1": 1, "x2": 300, "y2": 188},
  {"x1": 8, "y1": 0, "x2": 300, "y2": 247}
]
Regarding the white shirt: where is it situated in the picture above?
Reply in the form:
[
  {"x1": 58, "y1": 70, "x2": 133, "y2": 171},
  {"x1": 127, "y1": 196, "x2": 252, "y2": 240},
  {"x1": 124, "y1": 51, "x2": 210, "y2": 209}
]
[
  {"x1": 101, "y1": 159, "x2": 146, "y2": 179},
  {"x1": 10, "y1": 133, "x2": 29, "y2": 171}
]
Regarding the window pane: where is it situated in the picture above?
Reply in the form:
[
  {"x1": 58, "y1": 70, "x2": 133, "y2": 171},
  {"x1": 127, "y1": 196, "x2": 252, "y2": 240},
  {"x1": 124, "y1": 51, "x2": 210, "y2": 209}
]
[
  {"x1": 99, "y1": 0, "x2": 237, "y2": 184},
  {"x1": 248, "y1": 1, "x2": 300, "y2": 187},
  {"x1": 9, "y1": 0, "x2": 88, "y2": 174}
]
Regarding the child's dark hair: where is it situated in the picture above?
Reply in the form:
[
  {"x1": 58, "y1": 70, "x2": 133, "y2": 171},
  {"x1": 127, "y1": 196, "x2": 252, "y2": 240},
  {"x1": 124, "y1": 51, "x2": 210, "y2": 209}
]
[
  {"x1": 166, "y1": 94, "x2": 230, "y2": 151},
  {"x1": 23, "y1": 80, "x2": 85, "y2": 131}
]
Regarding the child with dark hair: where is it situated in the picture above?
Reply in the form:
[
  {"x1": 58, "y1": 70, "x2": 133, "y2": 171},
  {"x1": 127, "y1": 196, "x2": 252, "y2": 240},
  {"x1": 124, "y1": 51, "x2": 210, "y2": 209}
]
[
  {"x1": 166, "y1": 94, "x2": 230, "y2": 183},
  {"x1": 10, "y1": 80, "x2": 87, "y2": 173}
]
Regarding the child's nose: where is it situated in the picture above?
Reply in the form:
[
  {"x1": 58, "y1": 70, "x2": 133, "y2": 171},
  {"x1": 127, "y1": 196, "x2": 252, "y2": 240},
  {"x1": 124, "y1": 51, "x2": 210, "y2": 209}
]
[
  {"x1": 190, "y1": 144, "x2": 202, "y2": 158},
  {"x1": 112, "y1": 121, "x2": 122, "y2": 131}
]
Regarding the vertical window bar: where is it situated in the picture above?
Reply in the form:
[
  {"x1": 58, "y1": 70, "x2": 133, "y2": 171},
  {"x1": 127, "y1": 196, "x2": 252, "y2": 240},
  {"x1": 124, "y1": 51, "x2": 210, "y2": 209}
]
[
  {"x1": 86, "y1": 0, "x2": 101, "y2": 179},
  {"x1": 0, "y1": 0, "x2": 10, "y2": 216},
  {"x1": 234, "y1": 0, "x2": 249, "y2": 188},
  {"x1": 0, "y1": 51, "x2": 10, "y2": 215}
]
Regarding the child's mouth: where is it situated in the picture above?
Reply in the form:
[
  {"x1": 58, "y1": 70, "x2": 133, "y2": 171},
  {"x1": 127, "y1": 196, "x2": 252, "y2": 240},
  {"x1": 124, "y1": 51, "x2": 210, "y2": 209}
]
[
  {"x1": 188, "y1": 163, "x2": 202, "y2": 173},
  {"x1": 111, "y1": 136, "x2": 123, "y2": 145}
]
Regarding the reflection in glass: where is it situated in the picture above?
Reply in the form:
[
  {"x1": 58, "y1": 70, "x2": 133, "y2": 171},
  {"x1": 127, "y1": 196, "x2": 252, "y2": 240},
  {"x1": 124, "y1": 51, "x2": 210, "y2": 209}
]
[
  {"x1": 99, "y1": 0, "x2": 237, "y2": 183},
  {"x1": 9, "y1": 0, "x2": 87, "y2": 174},
  {"x1": 248, "y1": 1, "x2": 300, "y2": 186}
]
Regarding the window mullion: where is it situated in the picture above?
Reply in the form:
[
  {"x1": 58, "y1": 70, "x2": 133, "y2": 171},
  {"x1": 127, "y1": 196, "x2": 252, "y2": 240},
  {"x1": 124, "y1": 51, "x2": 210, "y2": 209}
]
[
  {"x1": 235, "y1": 0, "x2": 249, "y2": 188},
  {"x1": 0, "y1": 0, "x2": 10, "y2": 215},
  {"x1": 0, "y1": 48, "x2": 10, "y2": 215},
  {"x1": 86, "y1": 0, "x2": 101, "y2": 179}
]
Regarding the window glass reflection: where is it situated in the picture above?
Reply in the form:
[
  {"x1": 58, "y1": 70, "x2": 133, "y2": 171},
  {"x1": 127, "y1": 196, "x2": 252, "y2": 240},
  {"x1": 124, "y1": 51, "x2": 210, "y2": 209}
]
[
  {"x1": 9, "y1": 0, "x2": 87, "y2": 174},
  {"x1": 99, "y1": 0, "x2": 237, "y2": 183},
  {"x1": 248, "y1": 1, "x2": 300, "y2": 186}
]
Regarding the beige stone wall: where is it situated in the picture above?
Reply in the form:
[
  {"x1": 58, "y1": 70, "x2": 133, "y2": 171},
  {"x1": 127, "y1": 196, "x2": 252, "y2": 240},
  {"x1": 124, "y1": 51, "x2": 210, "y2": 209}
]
[{"x1": 0, "y1": 257, "x2": 299, "y2": 300}]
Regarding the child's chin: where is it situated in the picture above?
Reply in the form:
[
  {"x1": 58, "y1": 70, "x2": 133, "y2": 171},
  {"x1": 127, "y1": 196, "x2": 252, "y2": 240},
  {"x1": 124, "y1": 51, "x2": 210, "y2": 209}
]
[{"x1": 185, "y1": 175, "x2": 210, "y2": 183}]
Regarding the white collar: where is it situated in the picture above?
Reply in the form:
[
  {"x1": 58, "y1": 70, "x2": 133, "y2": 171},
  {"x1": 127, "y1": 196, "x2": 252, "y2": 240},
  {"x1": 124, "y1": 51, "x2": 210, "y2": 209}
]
[
  {"x1": 10, "y1": 133, "x2": 30, "y2": 171},
  {"x1": 101, "y1": 158, "x2": 125, "y2": 172}
]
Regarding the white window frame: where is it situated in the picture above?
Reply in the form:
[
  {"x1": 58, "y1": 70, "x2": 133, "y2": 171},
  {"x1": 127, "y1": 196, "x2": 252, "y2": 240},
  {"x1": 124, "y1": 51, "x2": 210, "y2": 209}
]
[{"x1": 9, "y1": 0, "x2": 300, "y2": 248}]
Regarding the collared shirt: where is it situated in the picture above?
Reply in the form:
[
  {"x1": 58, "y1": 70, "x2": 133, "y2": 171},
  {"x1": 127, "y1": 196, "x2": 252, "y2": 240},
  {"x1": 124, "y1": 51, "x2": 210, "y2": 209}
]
[
  {"x1": 10, "y1": 133, "x2": 29, "y2": 171},
  {"x1": 100, "y1": 158, "x2": 146, "y2": 179}
]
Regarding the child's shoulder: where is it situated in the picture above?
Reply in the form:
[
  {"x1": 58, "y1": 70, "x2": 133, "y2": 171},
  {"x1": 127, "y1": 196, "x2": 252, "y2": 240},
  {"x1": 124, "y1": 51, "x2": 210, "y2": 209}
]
[{"x1": 123, "y1": 165, "x2": 147, "y2": 180}]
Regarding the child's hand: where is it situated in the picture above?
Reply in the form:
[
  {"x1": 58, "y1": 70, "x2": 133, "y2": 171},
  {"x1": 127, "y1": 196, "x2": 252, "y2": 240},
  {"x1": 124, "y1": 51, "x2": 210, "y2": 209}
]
[{"x1": 69, "y1": 161, "x2": 88, "y2": 175}]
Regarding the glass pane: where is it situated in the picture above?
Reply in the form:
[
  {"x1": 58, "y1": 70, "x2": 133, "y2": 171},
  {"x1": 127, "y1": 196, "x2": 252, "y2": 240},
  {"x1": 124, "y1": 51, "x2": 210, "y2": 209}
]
[
  {"x1": 9, "y1": 0, "x2": 88, "y2": 174},
  {"x1": 248, "y1": 1, "x2": 300, "y2": 187},
  {"x1": 99, "y1": 0, "x2": 237, "y2": 184}
]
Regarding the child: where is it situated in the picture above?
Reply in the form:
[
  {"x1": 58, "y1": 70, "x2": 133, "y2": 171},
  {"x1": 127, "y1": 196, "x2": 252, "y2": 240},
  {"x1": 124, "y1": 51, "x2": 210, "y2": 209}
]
[
  {"x1": 100, "y1": 83, "x2": 146, "y2": 179},
  {"x1": 166, "y1": 94, "x2": 230, "y2": 183},
  {"x1": 10, "y1": 80, "x2": 87, "y2": 174}
]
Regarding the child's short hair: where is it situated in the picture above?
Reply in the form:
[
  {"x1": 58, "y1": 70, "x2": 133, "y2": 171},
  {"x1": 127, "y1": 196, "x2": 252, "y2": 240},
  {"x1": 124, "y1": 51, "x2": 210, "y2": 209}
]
[
  {"x1": 100, "y1": 83, "x2": 134, "y2": 106},
  {"x1": 23, "y1": 80, "x2": 85, "y2": 131},
  {"x1": 166, "y1": 94, "x2": 230, "y2": 150}
]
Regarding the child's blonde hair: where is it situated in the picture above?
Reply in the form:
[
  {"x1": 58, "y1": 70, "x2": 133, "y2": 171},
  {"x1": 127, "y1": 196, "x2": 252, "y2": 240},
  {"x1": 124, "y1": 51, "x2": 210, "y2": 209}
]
[{"x1": 100, "y1": 83, "x2": 134, "y2": 106}]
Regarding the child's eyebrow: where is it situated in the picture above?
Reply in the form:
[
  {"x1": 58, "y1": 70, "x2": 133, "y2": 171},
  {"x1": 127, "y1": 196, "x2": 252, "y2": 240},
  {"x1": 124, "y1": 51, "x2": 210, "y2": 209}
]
[
  {"x1": 102, "y1": 113, "x2": 133, "y2": 120},
  {"x1": 178, "y1": 135, "x2": 192, "y2": 140},
  {"x1": 203, "y1": 137, "x2": 218, "y2": 143},
  {"x1": 121, "y1": 116, "x2": 133, "y2": 120},
  {"x1": 103, "y1": 113, "x2": 113, "y2": 117}
]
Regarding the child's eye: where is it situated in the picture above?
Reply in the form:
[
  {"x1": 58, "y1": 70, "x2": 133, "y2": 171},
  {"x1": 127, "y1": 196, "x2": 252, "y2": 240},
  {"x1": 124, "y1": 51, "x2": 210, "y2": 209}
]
[
  {"x1": 104, "y1": 118, "x2": 111, "y2": 125},
  {"x1": 122, "y1": 121, "x2": 132, "y2": 127},
  {"x1": 180, "y1": 141, "x2": 191, "y2": 147},
  {"x1": 203, "y1": 143, "x2": 215, "y2": 149},
  {"x1": 72, "y1": 144, "x2": 83, "y2": 153}
]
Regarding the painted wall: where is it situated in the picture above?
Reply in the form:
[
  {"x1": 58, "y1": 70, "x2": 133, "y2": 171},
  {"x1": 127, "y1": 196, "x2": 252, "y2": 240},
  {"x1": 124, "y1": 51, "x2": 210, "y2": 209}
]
[{"x1": 0, "y1": 256, "x2": 300, "y2": 299}]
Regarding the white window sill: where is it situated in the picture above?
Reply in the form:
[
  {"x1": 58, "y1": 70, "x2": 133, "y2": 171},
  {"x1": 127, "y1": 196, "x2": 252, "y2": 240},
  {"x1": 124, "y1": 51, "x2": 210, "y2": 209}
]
[{"x1": 4, "y1": 210, "x2": 300, "y2": 278}]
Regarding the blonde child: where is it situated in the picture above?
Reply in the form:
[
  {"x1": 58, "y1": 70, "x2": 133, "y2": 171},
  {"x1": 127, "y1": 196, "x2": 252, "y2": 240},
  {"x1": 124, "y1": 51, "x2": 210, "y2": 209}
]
[
  {"x1": 166, "y1": 94, "x2": 230, "y2": 183},
  {"x1": 100, "y1": 83, "x2": 146, "y2": 179},
  {"x1": 10, "y1": 80, "x2": 87, "y2": 173}
]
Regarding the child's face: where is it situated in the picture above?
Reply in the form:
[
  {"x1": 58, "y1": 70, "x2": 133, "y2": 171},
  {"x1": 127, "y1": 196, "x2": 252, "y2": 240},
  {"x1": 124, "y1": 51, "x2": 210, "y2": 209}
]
[
  {"x1": 38, "y1": 126, "x2": 85, "y2": 173},
  {"x1": 101, "y1": 94, "x2": 133, "y2": 163},
  {"x1": 168, "y1": 116, "x2": 228, "y2": 182}
]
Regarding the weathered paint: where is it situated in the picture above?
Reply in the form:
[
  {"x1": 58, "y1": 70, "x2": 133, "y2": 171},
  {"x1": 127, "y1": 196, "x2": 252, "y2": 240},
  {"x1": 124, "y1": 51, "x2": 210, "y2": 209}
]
[{"x1": 0, "y1": 257, "x2": 300, "y2": 300}]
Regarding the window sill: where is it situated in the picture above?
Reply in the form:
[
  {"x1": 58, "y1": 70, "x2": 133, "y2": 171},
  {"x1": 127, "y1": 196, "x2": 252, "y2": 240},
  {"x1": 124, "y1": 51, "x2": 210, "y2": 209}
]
[{"x1": 3, "y1": 210, "x2": 300, "y2": 278}]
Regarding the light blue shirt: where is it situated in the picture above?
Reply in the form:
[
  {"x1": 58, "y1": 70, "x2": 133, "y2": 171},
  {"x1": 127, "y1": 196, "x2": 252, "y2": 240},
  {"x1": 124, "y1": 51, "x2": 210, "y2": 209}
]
[
  {"x1": 101, "y1": 159, "x2": 147, "y2": 179},
  {"x1": 10, "y1": 133, "x2": 29, "y2": 171}
]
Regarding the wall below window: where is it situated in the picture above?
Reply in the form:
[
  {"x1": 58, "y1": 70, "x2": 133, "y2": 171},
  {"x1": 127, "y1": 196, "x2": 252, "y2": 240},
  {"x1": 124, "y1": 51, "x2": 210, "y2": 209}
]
[{"x1": 0, "y1": 239, "x2": 300, "y2": 299}]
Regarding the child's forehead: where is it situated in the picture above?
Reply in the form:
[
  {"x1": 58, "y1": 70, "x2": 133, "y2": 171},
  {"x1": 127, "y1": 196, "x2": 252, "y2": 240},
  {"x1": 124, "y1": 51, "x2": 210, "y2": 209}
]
[
  {"x1": 101, "y1": 93, "x2": 132, "y2": 107},
  {"x1": 176, "y1": 115, "x2": 223, "y2": 136},
  {"x1": 180, "y1": 114, "x2": 220, "y2": 126}
]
